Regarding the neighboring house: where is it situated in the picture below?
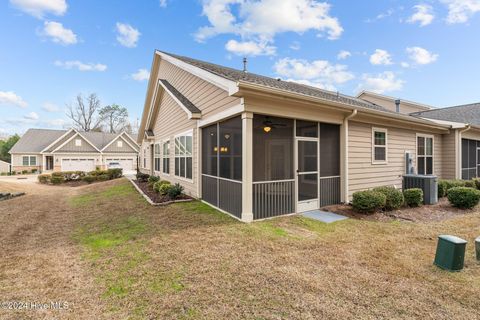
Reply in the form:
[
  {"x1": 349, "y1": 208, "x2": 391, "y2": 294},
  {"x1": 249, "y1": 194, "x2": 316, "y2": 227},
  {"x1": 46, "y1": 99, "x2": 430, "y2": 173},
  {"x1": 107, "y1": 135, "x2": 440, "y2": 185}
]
[
  {"x1": 357, "y1": 91, "x2": 433, "y2": 114},
  {"x1": 10, "y1": 129, "x2": 139, "y2": 173},
  {"x1": 0, "y1": 160, "x2": 11, "y2": 174},
  {"x1": 137, "y1": 50, "x2": 480, "y2": 222}
]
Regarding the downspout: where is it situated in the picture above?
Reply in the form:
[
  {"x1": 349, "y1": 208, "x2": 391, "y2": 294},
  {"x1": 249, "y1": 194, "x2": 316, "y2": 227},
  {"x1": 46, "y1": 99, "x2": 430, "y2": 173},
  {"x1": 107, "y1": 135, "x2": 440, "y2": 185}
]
[
  {"x1": 342, "y1": 109, "x2": 358, "y2": 203},
  {"x1": 457, "y1": 124, "x2": 471, "y2": 179}
]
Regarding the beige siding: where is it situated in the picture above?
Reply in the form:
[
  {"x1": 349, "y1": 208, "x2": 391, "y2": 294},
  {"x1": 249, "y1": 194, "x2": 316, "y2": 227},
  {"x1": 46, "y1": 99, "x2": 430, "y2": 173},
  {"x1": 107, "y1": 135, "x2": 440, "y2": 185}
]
[
  {"x1": 0, "y1": 160, "x2": 11, "y2": 173},
  {"x1": 103, "y1": 136, "x2": 138, "y2": 153},
  {"x1": 442, "y1": 131, "x2": 457, "y2": 179},
  {"x1": 359, "y1": 94, "x2": 430, "y2": 114},
  {"x1": 152, "y1": 92, "x2": 198, "y2": 197},
  {"x1": 11, "y1": 154, "x2": 42, "y2": 173},
  {"x1": 56, "y1": 135, "x2": 98, "y2": 153},
  {"x1": 46, "y1": 131, "x2": 76, "y2": 152},
  {"x1": 348, "y1": 121, "x2": 443, "y2": 198},
  {"x1": 156, "y1": 60, "x2": 240, "y2": 118}
]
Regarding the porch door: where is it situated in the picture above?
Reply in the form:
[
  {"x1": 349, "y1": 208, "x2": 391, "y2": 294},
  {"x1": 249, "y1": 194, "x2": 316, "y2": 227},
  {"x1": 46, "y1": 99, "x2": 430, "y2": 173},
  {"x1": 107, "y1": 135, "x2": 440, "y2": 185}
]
[{"x1": 296, "y1": 139, "x2": 319, "y2": 212}]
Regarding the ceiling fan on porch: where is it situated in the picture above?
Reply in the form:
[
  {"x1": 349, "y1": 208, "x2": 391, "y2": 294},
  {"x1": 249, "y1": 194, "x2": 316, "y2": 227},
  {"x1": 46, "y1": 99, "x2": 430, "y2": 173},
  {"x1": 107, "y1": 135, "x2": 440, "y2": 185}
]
[{"x1": 262, "y1": 116, "x2": 286, "y2": 133}]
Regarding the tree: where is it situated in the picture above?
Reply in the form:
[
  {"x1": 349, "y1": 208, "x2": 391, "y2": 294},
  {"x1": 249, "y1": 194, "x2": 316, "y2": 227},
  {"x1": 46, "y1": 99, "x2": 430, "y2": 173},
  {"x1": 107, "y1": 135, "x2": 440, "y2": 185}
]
[
  {"x1": 99, "y1": 104, "x2": 129, "y2": 133},
  {"x1": 66, "y1": 93, "x2": 103, "y2": 132},
  {"x1": 0, "y1": 134, "x2": 20, "y2": 163}
]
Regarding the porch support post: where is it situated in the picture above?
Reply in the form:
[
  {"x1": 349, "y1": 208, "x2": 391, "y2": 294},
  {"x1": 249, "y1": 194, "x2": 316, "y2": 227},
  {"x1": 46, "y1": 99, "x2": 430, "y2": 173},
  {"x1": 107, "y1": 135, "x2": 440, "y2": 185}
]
[
  {"x1": 241, "y1": 112, "x2": 254, "y2": 222},
  {"x1": 341, "y1": 110, "x2": 357, "y2": 203}
]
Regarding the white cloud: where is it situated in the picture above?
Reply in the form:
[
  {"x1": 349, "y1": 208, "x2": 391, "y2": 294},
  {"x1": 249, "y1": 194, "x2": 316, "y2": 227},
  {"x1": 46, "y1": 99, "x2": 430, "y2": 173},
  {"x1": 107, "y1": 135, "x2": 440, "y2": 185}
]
[
  {"x1": 274, "y1": 57, "x2": 354, "y2": 91},
  {"x1": 54, "y1": 60, "x2": 107, "y2": 71},
  {"x1": 400, "y1": 61, "x2": 410, "y2": 68},
  {"x1": 441, "y1": 0, "x2": 480, "y2": 24},
  {"x1": 10, "y1": 0, "x2": 67, "y2": 18},
  {"x1": 369, "y1": 49, "x2": 393, "y2": 65},
  {"x1": 0, "y1": 91, "x2": 28, "y2": 108},
  {"x1": 406, "y1": 46, "x2": 438, "y2": 65},
  {"x1": 225, "y1": 39, "x2": 276, "y2": 56},
  {"x1": 24, "y1": 111, "x2": 39, "y2": 120},
  {"x1": 337, "y1": 50, "x2": 351, "y2": 60},
  {"x1": 159, "y1": 0, "x2": 167, "y2": 7},
  {"x1": 365, "y1": 8, "x2": 394, "y2": 23},
  {"x1": 131, "y1": 68, "x2": 150, "y2": 81},
  {"x1": 44, "y1": 118, "x2": 66, "y2": 127},
  {"x1": 195, "y1": 0, "x2": 343, "y2": 56},
  {"x1": 289, "y1": 41, "x2": 301, "y2": 50},
  {"x1": 42, "y1": 102, "x2": 60, "y2": 112},
  {"x1": 407, "y1": 4, "x2": 435, "y2": 26},
  {"x1": 40, "y1": 21, "x2": 77, "y2": 45},
  {"x1": 115, "y1": 22, "x2": 140, "y2": 48},
  {"x1": 357, "y1": 71, "x2": 404, "y2": 94}
]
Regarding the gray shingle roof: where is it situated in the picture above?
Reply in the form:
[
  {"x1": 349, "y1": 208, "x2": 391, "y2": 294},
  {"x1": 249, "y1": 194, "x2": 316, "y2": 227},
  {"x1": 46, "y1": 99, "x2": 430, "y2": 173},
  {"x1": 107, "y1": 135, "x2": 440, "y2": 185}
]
[
  {"x1": 160, "y1": 51, "x2": 391, "y2": 113},
  {"x1": 160, "y1": 79, "x2": 201, "y2": 114},
  {"x1": 10, "y1": 129, "x2": 138, "y2": 153},
  {"x1": 411, "y1": 103, "x2": 480, "y2": 125}
]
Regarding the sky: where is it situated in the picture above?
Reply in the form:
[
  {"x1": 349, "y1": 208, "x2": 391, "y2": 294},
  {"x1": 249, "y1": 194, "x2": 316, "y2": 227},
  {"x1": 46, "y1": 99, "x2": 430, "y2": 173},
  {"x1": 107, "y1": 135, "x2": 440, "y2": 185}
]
[{"x1": 1, "y1": 0, "x2": 480, "y2": 136}]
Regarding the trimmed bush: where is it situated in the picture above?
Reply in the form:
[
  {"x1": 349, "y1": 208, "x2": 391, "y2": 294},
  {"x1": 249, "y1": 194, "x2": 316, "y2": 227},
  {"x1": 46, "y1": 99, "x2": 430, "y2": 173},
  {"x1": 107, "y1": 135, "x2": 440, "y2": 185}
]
[
  {"x1": 403, "y1": 188, "x2": 423, "y2": 207},
  {"x1": 473, "y1": 178, "x2": 480, "y2": 190},
  {"x1": 148, "y1": 175, "x2": 160, "y2": 187},
  {"x1": 136, "y1": 172, "x2": 150, "y2": 183},
  {"x1": 167, "y1": 183, "x2": 184, "y2": 200},
  {"x1": 438, "y1": 180, "x2": 448, "y2": 198},
  {"x1": 22, "y1": 170, "x2": 28, "y2": 174},
  {"x1": 107, "y1": 168, "x2": 123, "y2": 179},
  {"x1": 31, "y1": 168, "x2": 38, "y2": 174},
  {"x1": 82, "y1": 175, "x2": 96, "y2": 184},
  {"x1": 447, "y1": 187, "x2": 480, "y2": 209},
  {"x1": 153, "y1": 180, "x2": 170, "y2": 193},
  {"x1": 38, "y1": 174, "x2": 51, "y2": 184},
  {"x1": 50, "y1": 175, "x2": 65, "y2": 185},
  {"x1": 465, "y1": 180, "x2": 476, "y2": 188},
  {"x1": 96, "y1": 174, "x2": 110, "y2": 181},
  {"x1": 373, "y1": 186, "x2": 404, "y2": 210},
  {"x1": 352, "y1": 190, "x2": 386, "y2": 214},
  {"x1": 158, "y1": 183, "x2": 173, "y2": 196}
]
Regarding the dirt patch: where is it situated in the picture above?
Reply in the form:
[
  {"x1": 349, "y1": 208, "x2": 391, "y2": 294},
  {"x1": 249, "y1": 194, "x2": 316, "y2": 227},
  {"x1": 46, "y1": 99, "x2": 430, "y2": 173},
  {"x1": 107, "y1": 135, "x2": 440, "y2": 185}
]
[
  {"x1": 323, "y1": 198, "x2": 477, "y2": 223},
  {"x1": 133, "y1": 180, "x2": 192, "y2": 204}
]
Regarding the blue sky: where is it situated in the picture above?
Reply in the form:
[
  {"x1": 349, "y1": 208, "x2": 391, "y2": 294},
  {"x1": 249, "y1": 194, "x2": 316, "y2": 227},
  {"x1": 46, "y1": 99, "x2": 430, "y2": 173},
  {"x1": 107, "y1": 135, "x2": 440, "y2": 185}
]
[{"x1": 1, "y1": 0, "x2": 479, "y2": 135}]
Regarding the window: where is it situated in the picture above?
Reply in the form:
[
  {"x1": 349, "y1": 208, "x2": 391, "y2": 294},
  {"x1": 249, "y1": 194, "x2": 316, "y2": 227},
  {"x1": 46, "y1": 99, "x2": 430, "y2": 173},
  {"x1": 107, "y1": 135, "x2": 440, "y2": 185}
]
[
  {"x1": 372, "y1": 128, "x2": 387, "y2": 163},
  {"x1": 154, "y1": 143, "x2": 161, "y2": 172},
  {"x1": 175, "y1": 133, "x2": 192, "y2": 179},
  {"x1": 75, "y1": 139, "x2": 82, "y2": 147},
  {"x1": 417, "y1": 135, "x2": 434, "y2": 175},
  {"x1": 162, "y1": 140, "x2": 170, "y2": 174},
  {"x1": 117, "y1": 140, "x2": 123, "y2": 148},
  {"x1": 22, "y1": 156, "x2": 36, "y2": 166}
]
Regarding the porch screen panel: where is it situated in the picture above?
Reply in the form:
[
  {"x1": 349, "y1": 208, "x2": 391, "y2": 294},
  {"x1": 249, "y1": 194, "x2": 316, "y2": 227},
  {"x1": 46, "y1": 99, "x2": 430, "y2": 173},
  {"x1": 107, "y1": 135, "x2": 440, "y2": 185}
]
[
  {"x1": 461, "y1": 138, "x2": 479, "y2": 180},
  {"x1": 202, "y1": 124, "x2": 217, "y2": 176},
  {"x1": 219, "y1": 116, "x2": 242, "y2": 181},
  {"x1": 319, "y1": 123, "x2": 341, "y2": 206},
  {"x1": 253, "y1": 115, "x2": 295, "y2": 219}
]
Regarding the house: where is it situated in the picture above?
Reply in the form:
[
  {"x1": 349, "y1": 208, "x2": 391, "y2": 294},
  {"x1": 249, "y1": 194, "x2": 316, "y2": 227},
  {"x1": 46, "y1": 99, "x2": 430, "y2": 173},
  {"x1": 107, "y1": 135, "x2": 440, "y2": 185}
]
[
  {"x1": 10, "y1": 128, "x2": 139, "y2": 173},
  {"x1": 0, "y1": 160, "x2": 11, "y2": 174},
  {"x1": 137, "y1": 50, "x2": 480, "y2": 222}
]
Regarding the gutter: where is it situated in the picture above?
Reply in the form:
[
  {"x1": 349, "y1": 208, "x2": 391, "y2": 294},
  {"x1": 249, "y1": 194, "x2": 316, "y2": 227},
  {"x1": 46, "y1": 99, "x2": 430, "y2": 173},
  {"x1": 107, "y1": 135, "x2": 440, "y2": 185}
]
[{"x1": 342, "y1": 109, "x2": 357, "y2": 203}]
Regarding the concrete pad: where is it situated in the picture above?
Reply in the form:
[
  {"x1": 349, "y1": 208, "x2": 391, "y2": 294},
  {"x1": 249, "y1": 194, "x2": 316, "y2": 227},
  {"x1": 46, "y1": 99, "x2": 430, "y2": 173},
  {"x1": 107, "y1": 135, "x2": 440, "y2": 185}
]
[{"x1": 303, "y1": 210, "x2": 348, "y2": 224}]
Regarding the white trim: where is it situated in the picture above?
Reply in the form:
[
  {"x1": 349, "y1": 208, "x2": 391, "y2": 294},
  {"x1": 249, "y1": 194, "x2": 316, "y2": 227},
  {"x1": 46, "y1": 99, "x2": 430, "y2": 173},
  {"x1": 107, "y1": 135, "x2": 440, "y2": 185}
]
[
  {"x1": 197, "y1": 102, "x2": 245, "y2": 128},
  {"x1": 158, "y1": 80, "x2": 201, "y2": 119},
  {"x1": 173, "y1": 131, "x2": 194, "y2": 182},
  {"x1": 162, "y1": 139, "x2": 170, "y2": 175},
  {"x1": 52, "y1": 132, "x2": 101, "y2": 153},
  {"x1": 101, "y1": 133, "x2": 139, "y2": 152},
  {"x1": 416, "y1": 133, "x2": 435, "y2": 175},
  {"x1": 21, "y1": 155, "x2": 38, "y2": 166},
  {"x1": 418, "y1": 117, "x2": 467, "y2": 129},
  {"x1": 40, "y1": 128, "x2": 75, "y2": 153},
  {"x1": 371, "y1": 127, "x2": 388, "y2": 164},
  {"x1": 157, "y1": 51, "x2": 239, "y2": 95},
  {"x1": 145, "y1": 80, "x2": 164, "y2": 133}
]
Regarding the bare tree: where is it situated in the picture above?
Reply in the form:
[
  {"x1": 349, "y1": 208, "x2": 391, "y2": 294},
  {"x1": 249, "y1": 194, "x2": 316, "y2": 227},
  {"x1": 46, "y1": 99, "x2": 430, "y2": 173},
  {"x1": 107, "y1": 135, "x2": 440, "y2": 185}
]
[
  {"x1": 98, "y1": 104, "x2": 129, "y2": 133},
  {"x1": 66, "y1": 93, "x2": 103, "y2": 132}
]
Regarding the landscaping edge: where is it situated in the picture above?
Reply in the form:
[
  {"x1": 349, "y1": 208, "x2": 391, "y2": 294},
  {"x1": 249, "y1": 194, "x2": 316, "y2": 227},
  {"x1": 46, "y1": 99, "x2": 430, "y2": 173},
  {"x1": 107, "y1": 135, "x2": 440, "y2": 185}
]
[{"x1": 126, "y1": 177, "x2": 194, "y2": 206}]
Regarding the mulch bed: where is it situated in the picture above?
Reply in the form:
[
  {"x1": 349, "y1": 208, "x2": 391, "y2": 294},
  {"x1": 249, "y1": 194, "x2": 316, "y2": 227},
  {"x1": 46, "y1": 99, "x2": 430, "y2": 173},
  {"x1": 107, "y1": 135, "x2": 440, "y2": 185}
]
[
  {"x1": 322, "y1": 198, "x2": 477, "y2": 223},
  {"x1": 133, "y1": 180, "x2": 193, "y2": 204}
]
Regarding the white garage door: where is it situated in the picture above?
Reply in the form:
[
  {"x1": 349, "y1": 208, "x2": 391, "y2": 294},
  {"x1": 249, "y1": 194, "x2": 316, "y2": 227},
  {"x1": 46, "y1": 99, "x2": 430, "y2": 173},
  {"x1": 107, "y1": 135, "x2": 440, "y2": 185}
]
[
  {"x1": 106, "y1": 158, "x2": 134, "y2": 171},
  {"x1": 61, "y1": 159, "x2": 95, "y2": 172}
]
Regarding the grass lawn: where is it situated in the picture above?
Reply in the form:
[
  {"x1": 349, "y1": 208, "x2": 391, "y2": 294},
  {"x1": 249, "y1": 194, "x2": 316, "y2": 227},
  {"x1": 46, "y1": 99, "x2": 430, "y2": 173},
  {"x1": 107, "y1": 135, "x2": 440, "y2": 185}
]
[{"x1": 1, "y1": 178, "x2": 480, "y2": 319}]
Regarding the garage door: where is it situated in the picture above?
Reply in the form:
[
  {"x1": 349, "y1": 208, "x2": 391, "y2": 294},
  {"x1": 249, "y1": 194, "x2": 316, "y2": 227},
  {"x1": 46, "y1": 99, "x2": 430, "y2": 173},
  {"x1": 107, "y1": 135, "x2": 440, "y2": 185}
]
[
  {"x1": 61, "y1": 159, "x2": 95, "y2": 172},
  {"x1": 106, "y1": 158, "x2": 134, "y2": 171}
]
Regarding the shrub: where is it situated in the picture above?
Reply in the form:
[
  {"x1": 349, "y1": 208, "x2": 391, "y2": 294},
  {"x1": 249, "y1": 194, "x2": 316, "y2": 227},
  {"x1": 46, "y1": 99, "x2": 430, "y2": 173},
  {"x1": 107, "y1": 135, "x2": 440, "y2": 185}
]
[
  {"x1": 438, "y1": 180, "x2": 448, "y2": 198},
  {"x1": 447, "y1": 187, "x2": 480, "y2": 209},
  {"x1": 373, "y1": 186, "x2": 404, "y2": 210},
  {"x1": 107, "y1": 168, "x2": 123, "y2": 179},
  {"x1": 22, "y1": 170, "x2": 28, "y2": 174},
  {"x1": 136, "y1": 172, "x2": 150, "y2": 183},
  {"x1": 31, "y1": 168, "x2": 38, "y2": 174},
  {"x1": 352, "y1": 190, "x2": 386, "y2": 214},
  {"x1": 403, "y1": 188, "x2": 423, "y2": 207},
  {"x1": 465, "y1": 180, "x2": 476, "y2": 188},
  {"x1": 82, "y1": 175, "x2": 96, "y2": 184},
  {"x1": 153, "y1": 180, "x2": 170, "y2": 193},
  {"x1": 62, "y1": 171, "x2": 85, "y2": 181},
  {"x1": 0, "y1": 172, "x2": 5, "y2": 176},
  {"x1": 38, "y1": 174, "x2": 51, "y2": 184},
  {"x1": 441, "y1": 179, "x2": 467, "y2": 195},
  {"x1": 167, "y1": 183, "x2": 184, "y2": 200},
  {"x1": 148, "y1": 175, "x2": 160, "y2": 187},
  {"x1": 96, "y1": 174, "x2": 110, "y2": 181},
  {"x1": 158, "y1": 183, "x2": 173, "y2": 196},
  {"x1": 50, "y1": 175, "x2": 65, "y2": 185},
  {"x1": 473, "y1": 178, "x2": 480, "y2": 190}
]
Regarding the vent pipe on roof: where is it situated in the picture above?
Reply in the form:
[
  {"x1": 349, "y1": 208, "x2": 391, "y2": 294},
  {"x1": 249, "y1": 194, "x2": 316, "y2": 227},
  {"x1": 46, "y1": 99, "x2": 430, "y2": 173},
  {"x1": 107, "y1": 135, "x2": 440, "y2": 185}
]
[
  {"x1": 243, "y1": 57, "x2": 248, "y2": 73},
  {"x1": 395, "y1": 99, "x2": 401, "y2": 113}
]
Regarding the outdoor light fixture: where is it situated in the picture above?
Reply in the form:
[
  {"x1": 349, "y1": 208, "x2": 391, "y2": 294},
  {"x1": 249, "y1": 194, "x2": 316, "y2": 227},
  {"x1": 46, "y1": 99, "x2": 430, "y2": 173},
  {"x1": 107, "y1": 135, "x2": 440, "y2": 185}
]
[
  {"x1": 263, "y1": 126, "x2": 271, "y2": 133},
  {"x1": 214, "y1": 147, "x2": 218, "y2": 152},
  {"x1": 224, "y1": 134, "x2": 230, "y2": 140}
]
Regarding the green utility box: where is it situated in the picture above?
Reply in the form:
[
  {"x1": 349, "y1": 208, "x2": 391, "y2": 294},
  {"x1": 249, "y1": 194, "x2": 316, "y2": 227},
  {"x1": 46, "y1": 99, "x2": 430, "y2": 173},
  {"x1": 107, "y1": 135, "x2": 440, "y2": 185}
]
[
  {"x1": 434, "y1": 235, "x2": 467, "y2": 271},
  {"x1": 476, "y1": 237, "x2": 480, "y2": 262}
]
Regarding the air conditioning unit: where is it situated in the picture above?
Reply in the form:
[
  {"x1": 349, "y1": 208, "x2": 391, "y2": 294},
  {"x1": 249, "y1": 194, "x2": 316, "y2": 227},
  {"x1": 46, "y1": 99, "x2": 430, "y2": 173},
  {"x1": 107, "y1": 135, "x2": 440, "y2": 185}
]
[{"x1": 403, "y1": 174, "x2": 438, "y2": 205}]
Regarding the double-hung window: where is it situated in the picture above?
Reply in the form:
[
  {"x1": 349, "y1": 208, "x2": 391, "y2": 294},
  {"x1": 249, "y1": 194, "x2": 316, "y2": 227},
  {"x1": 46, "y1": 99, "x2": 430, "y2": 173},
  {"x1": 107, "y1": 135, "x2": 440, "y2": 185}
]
[
  {"x1": 417, "y1": 135, "x2": 434, "y2": 175},
  {"x1": 372, "y1": 128, "x2": 387, "y2": 164},
  {"x1": 154, "y1": 143, "x2": 161, "y2": 172},
  {"x1": 162, "y1": 140, "x2": 170, "y2": 174},
  {"x1": 175, "y1": 133, "x2": 192, "y2": 179},
  {"x1": 143, "y1": 149, "x2": 147, "y2": 168},
  {"x1": 22, "y1": 156, "x2": 36, "y2": 166}
]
